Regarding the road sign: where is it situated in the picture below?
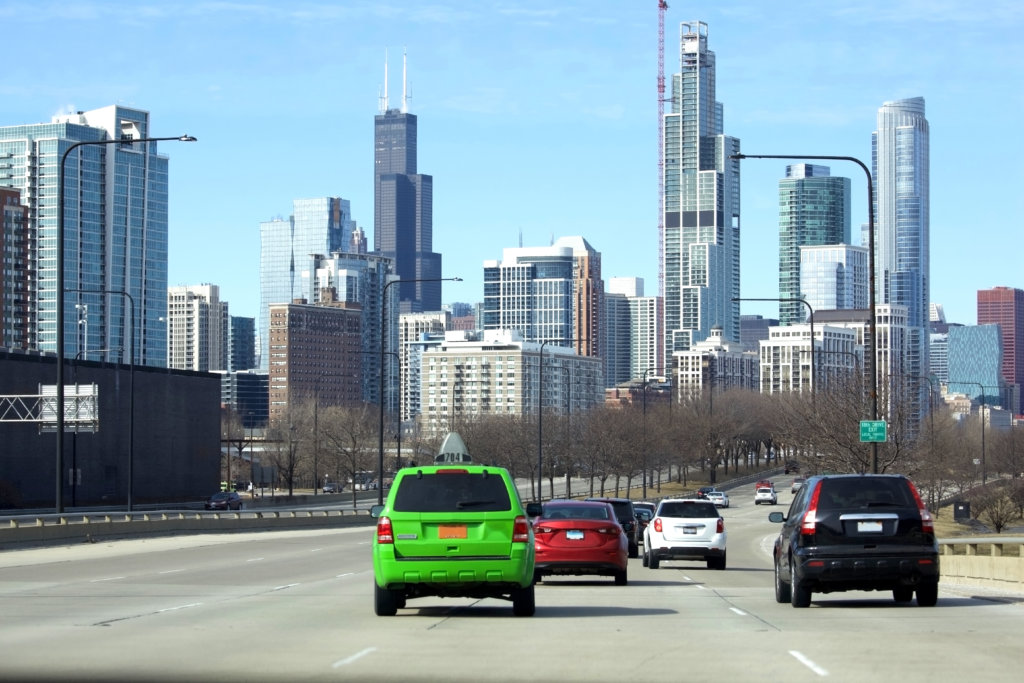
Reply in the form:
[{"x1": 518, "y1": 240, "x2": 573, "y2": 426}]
[{"x1": 859, "y1": 420, "x2": 887, "y2": 442}]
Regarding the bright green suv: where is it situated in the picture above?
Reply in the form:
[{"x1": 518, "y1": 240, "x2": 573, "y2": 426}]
[{"x1": 370, "y1": 464, "x2": 536, "y2": 616}]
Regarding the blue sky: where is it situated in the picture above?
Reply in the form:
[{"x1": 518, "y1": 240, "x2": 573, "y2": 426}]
[{"x1": 2, "y1": 1, "x2": 1021, "y2": 326}]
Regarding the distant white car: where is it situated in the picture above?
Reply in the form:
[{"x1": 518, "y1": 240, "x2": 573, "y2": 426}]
[
  {"x1": 754, "y1": 486, "x2": 777, "y2": 505},
  {"x1": 706, "y1": 490, "x2": 730, "y2": 508}
]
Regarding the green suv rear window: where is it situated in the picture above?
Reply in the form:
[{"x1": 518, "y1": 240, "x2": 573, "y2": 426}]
[{"x1": 392, "y1": 471, "x2": 512, "y2": 513}]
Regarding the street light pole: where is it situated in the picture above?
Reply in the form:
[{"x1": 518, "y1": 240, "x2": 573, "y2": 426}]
[
  {"x1": 641, "y1": 367, "x2": 666, "y2": 499},
  {"x1": 536, "y1": 337, "x2": 584, "y2": 502},
  {"x1": 377, "y1": 276, "x2": 461, "y2": 505},
  {"x1": 67, "y1": 288, "x2": 135, "y2": 510},
  {"x1": 56, "y1": 133, "x2": 195, "y2": 513},
  {"x1": 731, "y1": 152, "x2": 877, "y2": 471}
]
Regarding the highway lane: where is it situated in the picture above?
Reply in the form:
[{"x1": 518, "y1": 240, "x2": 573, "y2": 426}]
[{"x1": 1, "y1": 492, "x2": 1023, "y2": 682}]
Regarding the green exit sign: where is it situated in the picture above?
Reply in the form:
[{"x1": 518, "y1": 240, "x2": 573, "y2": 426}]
[{"x1": 860, "y1": 420, "x2": 887, "y2": 442}]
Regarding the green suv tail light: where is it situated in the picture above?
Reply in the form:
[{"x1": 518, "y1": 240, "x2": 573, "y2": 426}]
[{"x1": 376, "y1": 516, "x2": 394, "y2": 544}]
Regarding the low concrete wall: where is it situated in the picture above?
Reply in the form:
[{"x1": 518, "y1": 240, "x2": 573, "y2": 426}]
[
  {"x1": 1, "y1": 509, "x2": 376, "y2": 549},
  {"x1": 939, "y1": 537, "x2": 1024, "y2": 593}
]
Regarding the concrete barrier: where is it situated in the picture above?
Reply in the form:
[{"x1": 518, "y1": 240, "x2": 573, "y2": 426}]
[
  {"x1": 939, "y1": 537, "x2": 1024, "y2": 594},
  {"x1": 1, "y1": 509, "x2": 376, "y2": 548}
]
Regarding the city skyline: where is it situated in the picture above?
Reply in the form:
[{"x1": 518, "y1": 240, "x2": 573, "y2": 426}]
[{"x1": 1, "y1": 1, "x2": 1020, "y2": 328}]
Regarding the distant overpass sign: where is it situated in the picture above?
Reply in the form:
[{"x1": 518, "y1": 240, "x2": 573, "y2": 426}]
[{"x1": 859, "y1": 420, "x2": 887, "y2": 443}]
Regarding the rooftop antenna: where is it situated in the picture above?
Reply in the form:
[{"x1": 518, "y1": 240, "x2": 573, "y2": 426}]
[
  {"x1": 380, "y1": 49, "x2": 390, "y2": 113},
  {"x1": 402, "y1": 48, "x2": 409, "y2": 113}
]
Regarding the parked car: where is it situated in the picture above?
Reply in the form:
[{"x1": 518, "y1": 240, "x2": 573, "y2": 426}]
[
  {"x1": 205, "y1": 491, "x2": 243, "y2": 510},
  {"x1": 585, "y1": 497, "x2": 640, "y2": 558},
  {"x1": 370, "y1": 463, "x2": 535, "y2": 616},
  {"x1": 791, "y1": 477, "x2": 806, "y2": 494},
  {"x1": 754, "y1": 486, "x2": 778, "y2": 505},
  {"x1": 322, "y1": 482, "x2": 342, "y2": 493},
  {"x1": 644, "y1": 498, "x2": 727, "y2": 570},
  {"x1": 526, "y1": 500, "x2": 628, "y2": 585},
  {"x1": 769, "y1": 474, "x2": 939, "y2": 608},
  {"x1": 706, "y1": 490, "x2": 730, "y2": 508}
]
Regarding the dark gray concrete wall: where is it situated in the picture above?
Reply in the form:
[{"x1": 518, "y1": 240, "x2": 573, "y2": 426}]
[{"x1": 0, "y1": 350, "x2": 220, "y2": 509}]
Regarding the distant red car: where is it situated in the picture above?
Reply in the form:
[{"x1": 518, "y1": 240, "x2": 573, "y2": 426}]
[{"x1": 529, "y1": 500, "x2": 629, "y2": 585}]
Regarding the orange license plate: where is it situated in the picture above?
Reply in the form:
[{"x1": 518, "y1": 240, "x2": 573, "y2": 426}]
[{"x1": 438, "y1": 524, "x2": 468, "y2": 539}]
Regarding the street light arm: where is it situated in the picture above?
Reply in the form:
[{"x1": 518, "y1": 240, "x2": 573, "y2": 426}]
[
  {"x1": 56, "y1": 134, "x2": 196, "y2": 513},
  {"x1": 377, "y1": 276, "x2": 460, "y2": 505},
  {"x1": 732, "y1": 152, "x2": 876, "y2": 471}
]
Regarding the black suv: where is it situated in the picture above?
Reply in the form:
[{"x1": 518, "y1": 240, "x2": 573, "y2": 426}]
[
  {"x1": 769, "y1": 474, "x2": 939, "y2": 608},
  {"x1": 585, "y1": 497, "x2": 640, "y2": 558}
]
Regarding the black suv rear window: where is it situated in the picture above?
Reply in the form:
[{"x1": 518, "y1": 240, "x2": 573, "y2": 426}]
[
  {"x1": 392, "y1": 471, "x2": 512, "y2": 513},
  {"x1": 816, "y1": 477, "x2": 914, "y2": 511},
  {"x1": 658, "y1": 501, "x2": 718, "y2": 518}
]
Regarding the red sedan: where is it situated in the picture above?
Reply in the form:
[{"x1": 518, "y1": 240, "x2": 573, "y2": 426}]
[{"x1": 530, "y1": 499, "x2": 629, "y2": 585}]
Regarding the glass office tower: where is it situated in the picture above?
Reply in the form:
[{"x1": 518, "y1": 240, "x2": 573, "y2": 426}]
[
  {"x1": 258, "y1": 197, "x2": 351, "y2": 369},
  {"x1": 662, "y1": 21, "x2": 741, "y2": 369},
  {"x1": 0, "y1": 105, "x2": 172, "y2": 366},
  {"x1": 873, "y1": 97, "x2": 930, "y2": 420},
  {"x1": 778, "y1": 164, "x2": 851, "y2": 325}
]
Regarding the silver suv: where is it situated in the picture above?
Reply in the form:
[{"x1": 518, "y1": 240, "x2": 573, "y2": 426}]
[{"x1": 644, "y1": 499, "x2": 727, "y2": 570}]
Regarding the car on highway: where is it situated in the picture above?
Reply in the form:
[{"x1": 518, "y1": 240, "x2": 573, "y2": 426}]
[
  {"x1": 695, "y1": 486, "x2": 717, "y2": 500},
  {"x1": 754, "y1": 486, "x2": 777, "y2": 505},
  {"x1": 644, "y1": 498, "x2": 727, "y2": 570},
  {"x1": 204, "y1": 491, "x2": 243, "y2": 510},
  {"x1": 769, "y1": 473, "x2": 939, "y2": 608},
  {"x1": 526, "y1": 499, "x2": 628, "y2": 585},
  {"x1": 370, "y1": 460, "x2": 535, "y2": 616},
  {"x1": 322, "y1": 482, "x2": 342, "y2": 493},
  {"x1": 706, "y1": 490, "x2": 730, "y2": 508},
  {"x1": 635, "y1": 506, "x2": 654, "y2": 541},
  {"x1": 585, "y1": 497, "x2": 640, "y2": 558},
  {"x1": 790, "y1": 477, "x2": 806, "y2": 494}
]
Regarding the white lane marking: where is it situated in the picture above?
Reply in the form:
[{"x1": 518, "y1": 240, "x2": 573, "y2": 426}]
[
  {"x1": 90, "y1": 576, "x2": 125, "y2": 582},
  {"x1": 790, "y1": 650, "x2": 829, "y2": 677},
  {"x1": 310, "y1": 548, "x2": 323, "y2": 553},
  {"x1": 157, "y1": 602, "x2": 202, "y2": 613},
  {"x1": 336, "y1": 572, "x2": 355, "y2": 578},
  {"x1": 332, "y1": 647, "x2": 377, "y2": 668},
  {"x1": 273, "y1": 583, "x2": 299, "y2": 591},
  {"x1": 159, "y1": 569, "x2": 185, "y2": 575},
  {"x1": 730, "y1": 607, "x2": 746, "y2": 616},
  {"x1": 246, "y1": 558, "x2": 264, "y2": 562},
  {"x1": 696, "y1": 584, "x2": 707, "y2": 590}
]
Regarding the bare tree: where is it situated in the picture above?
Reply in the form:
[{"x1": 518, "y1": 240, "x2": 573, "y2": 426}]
[
  {"x1": 972, "y1": 485, "x2": 1020, "y2": 533},
  {"x1": 318, "y1": 403, "x2": 378, "y2": 507}
]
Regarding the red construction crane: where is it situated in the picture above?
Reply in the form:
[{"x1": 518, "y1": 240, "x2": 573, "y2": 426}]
[{"x1": 657, "y1": 0, "x2": 668, "y2": 298}]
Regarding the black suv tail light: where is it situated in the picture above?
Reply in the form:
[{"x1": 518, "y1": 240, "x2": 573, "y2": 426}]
[
  {"x1": 907, "y1": 480, "x2": 934, "y2": 534},
  {"x1": 800, "y1": 481, "x2": 823, "y2": 536}
]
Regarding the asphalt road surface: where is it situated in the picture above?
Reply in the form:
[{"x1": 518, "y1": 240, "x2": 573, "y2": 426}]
[{"x1": 1, "y1": 488, "x2": 1022, "y2": 682}]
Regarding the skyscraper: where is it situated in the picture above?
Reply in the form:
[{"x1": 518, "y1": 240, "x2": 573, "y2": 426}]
[
  {"x1": 800, "y1": 244, "x2": 868, "y2": 314},
  {"x1": 166, "y1": 284, "x2": 229, "y2": 372},
  {"x1": 778, "y1": 164, "x2": 851, "y2": 325},
  {"x1": 258, "y1": 197, "x2": 352, "y2": 369},
  {"x1": 483, "y1": 235, "x2": 604, "y2": 352},
  {"x1": 662, "y1": 21, "x2": 741, "y2": 370},
  {"x1": 873, "y1": 97, "x2": 930, "y2": 414},
  {"x1": 374, "y1": 53, "x2": 442, "y2": 313},
  {"x1": 977, "y1": 286, "x2": 1023, "y2": 413},
  {"x1": 0, "y1": 105, "x2": 175, "y2": 365}
]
